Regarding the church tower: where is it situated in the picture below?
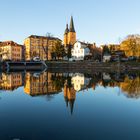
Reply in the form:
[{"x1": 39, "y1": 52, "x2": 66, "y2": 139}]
[
  {"x1": 64, "y1": 16, "x2": 76, "y2": 47},
  {"x1": 64, "y1": 24, "x2": 69, "y2": 47}
]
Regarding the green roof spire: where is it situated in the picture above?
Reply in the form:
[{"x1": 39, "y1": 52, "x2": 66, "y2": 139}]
[{"x1": 69, "y1": 16, "x2": 75, "y2": 32}]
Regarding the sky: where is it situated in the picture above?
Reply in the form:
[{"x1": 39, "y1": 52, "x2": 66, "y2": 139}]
[{"x1": 0, "y1": 0, "x2": 140, "y2": 46}]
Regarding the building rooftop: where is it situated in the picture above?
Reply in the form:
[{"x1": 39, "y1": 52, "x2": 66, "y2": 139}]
[
  {"x1": 64, "y1": 24, "x2": 69, "y2": 35},
  {"x1": 75, "y1": 41, "x2": 89, "y2": 45},
  {"x1": 0, "y1": 41, "x2": 23, "y2": 47},
  {"x1": 69, "y1": 16, "x2": 75, "y2": 32},
  {"x1": 27, "y1": 35, "x2": 62, "y2": 41}
]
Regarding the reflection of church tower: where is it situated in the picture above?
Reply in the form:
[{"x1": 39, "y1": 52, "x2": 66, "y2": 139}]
[
  {"x1": 64, "y1": 16, "x2": 76, "y2": 47},
  {"x1": 64, "y1": 82, "x2": 76, "y2": 115}
]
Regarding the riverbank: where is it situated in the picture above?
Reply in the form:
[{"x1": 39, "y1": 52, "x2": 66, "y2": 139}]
[{"x1": 46, "y1": 61, "x2": 140, "y2": 73}]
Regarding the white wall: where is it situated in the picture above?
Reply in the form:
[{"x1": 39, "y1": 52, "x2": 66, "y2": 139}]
[{"x1": 72, "y1": 42, "x2": 90, "y2": 61}]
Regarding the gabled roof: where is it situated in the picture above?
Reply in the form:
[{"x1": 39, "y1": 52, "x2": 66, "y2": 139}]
[{"x1": 74, "y1": 41, "x2": 89, "y2": 47}]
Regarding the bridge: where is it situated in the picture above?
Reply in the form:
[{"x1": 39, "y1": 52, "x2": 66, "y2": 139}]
[{"x1": 3, "y1": 61, "x2": 47, "y2": 72}]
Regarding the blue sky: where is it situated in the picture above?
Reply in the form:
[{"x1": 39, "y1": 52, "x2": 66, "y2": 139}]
[{"x1": 0, "y1": 0, "x2": 140, "y2": 46}]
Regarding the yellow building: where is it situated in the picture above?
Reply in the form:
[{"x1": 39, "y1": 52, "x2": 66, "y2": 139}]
[
  {"x1": 0, "y1": 41, "x2": 23, "y2": 61},
  {"x1": 64, "y1": 16, "x2": 76, "y2": 47},
  {"x1": 0, "y1": 73, "x2": 22, "y2": 91},
  {"x1": 24, "y1": 72, "x2": 61, "y2": 96},
  {"x1": 24, "y1": 35, "x2": 62, "y2": 61}
]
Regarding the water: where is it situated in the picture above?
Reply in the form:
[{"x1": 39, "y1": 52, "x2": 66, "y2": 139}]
[{"x1": 0, "y1": 71, "x2": 140, "y2": 140}]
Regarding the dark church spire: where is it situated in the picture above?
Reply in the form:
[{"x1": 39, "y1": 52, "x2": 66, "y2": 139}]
[
  {"x1": 69, "y1": 99, "x2": 75, "y2": 115},
  {"x1": 64, "y1": 24, "x2": 69, "y2": 35},
  {"x1": 69, "y1": 16, "x2": 75, "y2": 32}
]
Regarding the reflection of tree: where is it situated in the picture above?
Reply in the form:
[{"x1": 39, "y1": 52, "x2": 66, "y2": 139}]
[
  {"x1": 52, "y1": 75, "x2": 66, "y2": 91},
  {"x1": 45, "y1": 95, "x2": 55, "y2": 101},
  {"x1": 120, "y1": 76, "x2": 140, "y2": 98},
  {"x1": 88, "y1": 73, "x2": 102, "y2": 89}
]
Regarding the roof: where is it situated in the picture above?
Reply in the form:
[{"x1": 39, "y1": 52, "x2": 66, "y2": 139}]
[
  {"x1": 0, "y1": 41, "x2": 23, "y2": 47},
  {"x1": 69, "y1": 16, "x2": 75, "y2": 32},
  {"x1": 76, "y1": 41, "x2": 88, "y2": 45},
  {"x1": 27, "y1": 35, "x2": 62, "y2": 41},
  {"x1": 74, "y1": 41, "x2": 90, "y2": 49},
  {"x1": 64, "y1": 24, "x2": 69, "y2": 35}
]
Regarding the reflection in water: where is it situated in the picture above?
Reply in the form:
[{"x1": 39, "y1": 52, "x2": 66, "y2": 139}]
[
  {"x1": 24, "y1": 72, "x2": 61, "y2": 96},
  {"x1": 0, "y1": 71, "x2": 140, "y2": 113},
  {"x1": 0, "y1": 71, "x2": 140, "y2": 140},
  {"x1": 0, "y1": 72, "x2": 23, "y2": 91}
]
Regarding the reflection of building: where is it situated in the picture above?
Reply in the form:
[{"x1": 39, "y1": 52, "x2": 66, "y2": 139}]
[
  {"x1": 0, "y1": 73, "x2": 22, "y2": 90},
  {"x1": 64, "y1": 16, "x2": 76, "y2": 47},
  {"x1": 24, "y1": 35, "x2": 62, "y2": 61},
  {"x1": 103, "y1": 54, "x2": 111, "y2": 62},
  {"x1": 63, "y1": 81, "x2": 76, "y2": 114},
  {"x1": 24, "y1": 72, "x2": 61, "y2": 96},
  {"x1": 71, "y1": 73, "x2": 90, "y2": 91},
  {"x1": 102, "y1": 73, "x2": 111, "y2": 81},
  {"x1": 71, "y1": 41, "x2": 91, "y2": 61},
  {"x1": 0, "y1": 41, "x2": 23, "y2": 61}
]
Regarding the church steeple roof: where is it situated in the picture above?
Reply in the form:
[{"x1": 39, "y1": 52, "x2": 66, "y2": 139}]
[
  {"x1": 64, "y1": 24, "x2": 69, "y2": 35},
  {"x1": 69, "y1": 16, "x2": 75, "y2": 32},
  {"x1": 69, "y1": 99, "x2": 75, "y2": 115}
]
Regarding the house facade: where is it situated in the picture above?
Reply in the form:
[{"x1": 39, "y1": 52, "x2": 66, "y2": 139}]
[
  {"x1": 0, "y1": 41, "x2": 23, "y2": 61},
  {"x1": 71, "y1": 41, "x2": 91, "y2": 61},
  {"x1": 24, "y1": 35, "x2": 62, "y2": 61},
  {"x1": 71, "y1": 73, "x2": 90, "y2": 91}
]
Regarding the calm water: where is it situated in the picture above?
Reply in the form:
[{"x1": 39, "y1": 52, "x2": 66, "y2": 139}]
[{"x1": 0, "y1": 71, "x2": 140, "y2": 140}]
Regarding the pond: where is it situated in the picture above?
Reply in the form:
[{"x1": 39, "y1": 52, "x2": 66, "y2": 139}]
[{"x1": 0, "y1": 71, "x2": 140, "y2": 140}]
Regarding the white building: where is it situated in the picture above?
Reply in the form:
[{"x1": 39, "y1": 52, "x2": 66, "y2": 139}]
[
  {"x1": 71, "y1": 41, "x2": 91, "y2": 61},
  {"x1": 103, "y1": 54, "x2": 111, "y2": 62},
  {"x1": 71, "y1": 73, "x2": 90, "y2": 91}
]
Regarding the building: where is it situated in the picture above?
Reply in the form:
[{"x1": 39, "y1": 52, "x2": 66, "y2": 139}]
[
  {"x1": 24, "y1": 35, "x2": 62, "y2": 61},
  {"x1": 103, "y1": 53, "x2": 111, "y2": 62},
  {"x1": 0, "y1": 73, "x2": 23, "y2": 91},
  {"x1": 71, "y1": 73, "x2": 90, "y2": 91},
  {"x1": 0, "y1": 41, "x2": 23, "y2": 61},
  {"x1": 64, "y1": 16, "x2": 76, "y2": 47},
  {"x1": 88, "y1": 43, "x2": 102, "y2": 61},
  {"x1": 24, "y1": 72, "x2": 61, "y2": 96},
  {"x1": 71, "y1": 41, "x2": 91, "y2": 61}
]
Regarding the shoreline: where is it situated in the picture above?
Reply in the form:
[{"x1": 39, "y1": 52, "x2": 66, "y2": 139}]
[
  {"x1": 0, "y1": 61, "x2": 140, "y2": 73},
  {"x1": 46, "y1": 61, "x2": 140, "y2": 70}
]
